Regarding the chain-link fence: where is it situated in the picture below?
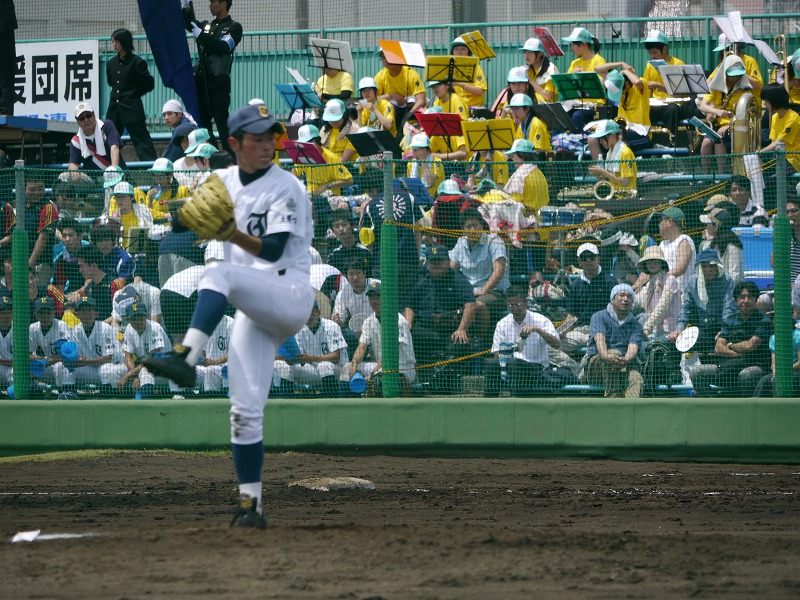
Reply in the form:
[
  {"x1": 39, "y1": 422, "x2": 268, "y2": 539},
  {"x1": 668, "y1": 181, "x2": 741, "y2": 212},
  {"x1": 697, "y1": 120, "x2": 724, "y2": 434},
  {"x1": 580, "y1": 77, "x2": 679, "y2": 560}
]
[{"x1": 0, "y1": 148, "x2": 794, "y2": 400}]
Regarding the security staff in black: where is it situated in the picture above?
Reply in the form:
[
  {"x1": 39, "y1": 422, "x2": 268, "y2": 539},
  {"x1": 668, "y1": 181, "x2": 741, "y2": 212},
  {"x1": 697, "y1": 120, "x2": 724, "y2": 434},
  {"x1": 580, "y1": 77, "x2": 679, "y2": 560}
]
[
  {"x1": 183, "y1": 0, "x2": 243, "y2": 154},
  {"x1": 106, "y1": 28, "x2": 157, "y2": 161},
  {"x1": 0, "y1": 0, "x2": 17, "y2": 116}
]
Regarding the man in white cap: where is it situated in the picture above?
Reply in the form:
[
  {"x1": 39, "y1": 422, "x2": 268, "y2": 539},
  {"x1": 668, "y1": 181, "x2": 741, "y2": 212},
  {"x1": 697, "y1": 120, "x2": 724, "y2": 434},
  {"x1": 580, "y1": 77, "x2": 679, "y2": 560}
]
[
  {"x1": 584, "y1": 283, "x2": 644, "y2": 397},
  {"x1": 68, "y1": 102, "x2": 124, "y2": 172}
]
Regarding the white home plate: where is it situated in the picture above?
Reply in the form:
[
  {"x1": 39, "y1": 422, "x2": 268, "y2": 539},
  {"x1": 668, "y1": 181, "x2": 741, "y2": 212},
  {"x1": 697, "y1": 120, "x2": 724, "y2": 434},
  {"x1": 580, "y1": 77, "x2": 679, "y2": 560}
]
[{"x1": 288, "y1": 477, "x2": 376, "y2": 492}]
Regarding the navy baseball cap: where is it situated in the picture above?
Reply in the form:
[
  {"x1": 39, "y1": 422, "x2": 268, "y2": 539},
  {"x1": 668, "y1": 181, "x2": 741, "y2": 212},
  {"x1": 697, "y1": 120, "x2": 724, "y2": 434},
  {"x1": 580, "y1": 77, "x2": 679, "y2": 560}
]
[
  {"x1": 0, "y1": 294, "x2": 11, "y2": 310},
  {"x1": 75, "y1": 296, "x2": 96, "y2": 311},
  {"x1": 126, "y1": 302, "x2": 149, "y2": 318},
  {"x1": 427, "y1": 244, "x2": 450, "y2": 262},
  {"x1": 228, "y1": 104, "x2": 284, "y2": 137},
  {"x1": 366, "y1": 280, "x2": 382, "y2": 296},
  {"x1": 34, "y1": 296, "x2": 55, "y2": 312}
]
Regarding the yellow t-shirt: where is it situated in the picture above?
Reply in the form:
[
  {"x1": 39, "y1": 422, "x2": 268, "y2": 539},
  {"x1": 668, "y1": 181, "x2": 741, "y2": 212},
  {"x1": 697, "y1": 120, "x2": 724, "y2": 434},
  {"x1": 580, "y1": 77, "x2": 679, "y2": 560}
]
[
  {"x1": 453, "y1": 62, "x2": 487, "y2": 107},
  {"x1": 295, "y1": 147, "x2": 353, "y2": 195},
  {"x1": 618, "y1": 81, "x2": 651, "y2": 127},
  {"x1": 642, "y1": 56, "x2": 685, "y2": 100},
  {"x1": 505, "y1": 167, "x2": 550, "y2": 216},
  {"x1": 359, "y1": 98, "x2": 397, "y2": 137},
  {"x1": 430, "y1": 134, "x2": 467, "y2": 158},
  {"x1": 433, "y1": 94, "x2": 470, "y2": 120},
  {"x1": 702, "y1": 88, "x2": 749, "y2": 126},
  {"x1": 770, "y1": 109, "x2": 800, "y2": 171},
  {"x1": 709, "y1": 54, "x2": 763, "y2": 104},
  {"x1": 144, "y1": 184, "x2": 189, "y2": 222},
  {"x1": 526, "y1": 64, "x2": 559, "y2": 103},
  {"x1": 374, "y1": 66, "x2": 424, "y2": 101},
  {"x1": 108, "y1": 187, "x2": 149, "y2": 218},
  {"x1": 406, "y1": 157, "x2": 445, "y2": 197},
  {"x1": 514, "y1": 116, "x2": 552, "y2": 152},
  {"x1": 119, "y1": 211, "x2": 140, "y2": 251},
  {"x1": 607, "y1": 144, "x2": 638, "y2": 191},
  {"x1": 323, "y1": 125, "x2": 357, "y2": 160},
  {"x1": 466, "y1": 150, "x2": 509, "y2": 186},
  {"x1": 567, "y1": 54, "x2": 606, "y2": 105},
  {"x1": 315, "y1": 71, "x2": 354, "y2": 97}
]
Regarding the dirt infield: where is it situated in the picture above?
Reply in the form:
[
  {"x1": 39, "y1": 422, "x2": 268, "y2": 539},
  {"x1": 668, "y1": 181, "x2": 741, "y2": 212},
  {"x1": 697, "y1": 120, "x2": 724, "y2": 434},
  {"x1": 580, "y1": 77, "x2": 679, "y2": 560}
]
[{"x1": 2, "y1": 452, "x2": 800, "y2": 599}]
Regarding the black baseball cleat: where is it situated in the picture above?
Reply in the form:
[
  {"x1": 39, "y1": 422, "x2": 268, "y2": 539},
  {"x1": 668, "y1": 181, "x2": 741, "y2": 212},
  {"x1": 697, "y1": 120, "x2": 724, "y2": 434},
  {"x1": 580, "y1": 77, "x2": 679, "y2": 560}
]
[
  {"x1": 142, "y1": 344, "x2": 197, "y2": 388},
  {"x1": 230, "y1": 494, "x2": 267, "y2": 529}
]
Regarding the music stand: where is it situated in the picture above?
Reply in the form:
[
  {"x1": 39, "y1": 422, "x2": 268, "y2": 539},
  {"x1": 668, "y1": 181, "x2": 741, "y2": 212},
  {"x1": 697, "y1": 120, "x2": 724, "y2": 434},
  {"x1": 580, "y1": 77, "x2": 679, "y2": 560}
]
[
  {"x1": 378, "y1": 40, "x2": 427, "y2": 68},
  {"x1": 688, "y1": 117, "x2": 722, "y2": 143},
  {"x1": 533, "y1": 27, "x2": 565, "y2": 57},
  {"x1": 551, "y1": 73, "x2": 607, "y2": 102},
  {"x1": 425, "y1": 55, "x2": 478, "y2": 84},
  {"x1": 346, "y1": 130, "x2": 403, "y2": 159},
  {"x1": 460, "y1": 119, "x2": 515, "y2": 153},
  {"x1": 533, "y1": 103, "x2": 574, "y2": 131},
  {"x1": 285, "y1": 66, "x2": 308, "y2": 84},
  {"x1": 308, "y1": 37, "x2": 354, "y2": 74},
  {"x1": 281, "y1": 140, "x2": 327, "y2": 165},
  {"x1": 415, "y1": 111, "x2": 464, "y2": 137},
  {"x1": 459, "y1": 30, "x2": 496, "y2": 60},
  {"x1": 658, "y1": 64, "x2": 709, "y2": 97},
  {"x1": 715, "y1": 11, "x2": 781, "y2": 65},
  {"x1": 274, "y1": 83, "x2": 324, "y2": 121}
]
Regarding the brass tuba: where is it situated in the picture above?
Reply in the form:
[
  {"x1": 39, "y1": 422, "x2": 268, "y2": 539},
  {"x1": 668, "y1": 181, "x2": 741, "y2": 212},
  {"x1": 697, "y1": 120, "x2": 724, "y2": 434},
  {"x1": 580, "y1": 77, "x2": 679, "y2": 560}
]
[{"x1": 730, "y1": 92, "x2": 761, "y2": 176}]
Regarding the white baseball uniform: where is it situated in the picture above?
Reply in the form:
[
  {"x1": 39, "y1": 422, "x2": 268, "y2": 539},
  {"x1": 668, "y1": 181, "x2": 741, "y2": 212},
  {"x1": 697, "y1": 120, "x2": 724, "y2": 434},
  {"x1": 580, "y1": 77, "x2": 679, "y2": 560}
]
[
  {"x1": 122, "y1": 319, "x2": 170, "y2": 387},
  {"x1": 65, "y1": 319, "x2": 126, "y2": 387},
  {"x1": 275, "y1": 317, "x2": 348, "y2": 384},
  {"x1": 29, "y1": 319, "x2": 73, "y2": 386},
  {"x1": 196, "y1": 315, "x2": 234, "y2": 391},
  {"x1": 199, "y1": 165, "x2": 314, "y2": 445},
  {"x1": 333, "y1": 278, "x2": 377, "y2": 326},
  {"x1": 341, "y1": 313, "x2": 416, "y2": 383},
  {"x1": 0, "y1": 326, "x2": 12, "y2": 385}
]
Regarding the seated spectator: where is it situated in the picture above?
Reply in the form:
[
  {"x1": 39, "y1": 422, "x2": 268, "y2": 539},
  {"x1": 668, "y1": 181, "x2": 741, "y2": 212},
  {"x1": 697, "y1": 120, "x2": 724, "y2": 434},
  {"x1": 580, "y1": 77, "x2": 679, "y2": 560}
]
[
  {"x1": 29, "y1": 296, "x2": 72, "y2": 392},
  {"x1": 506, "y1": 93, "x2": 551, "y2": 151},
  {"x1": 321, "y1": 99, "x2": 358, "y2": 163},
  {"x1": 341, "y1": 281, "x2": 416, "y2": 392},
  {"x1": 90, "y1": 224, "x2": 134, "y2": 283},
  {"x1": 275, "y1": 302, "x2": 347, "y2": 397},
  {"x1": 315, "y1": 66, "x2": 354, "y2": 103},
  {"x1": 357, "y1": 77, "x2": 397, "y2": 138},
  {"x1": 668, "y1": 248, "x2": 737, "y2": 353},
  {"x1": 64, "y1": 297, "x2": 125, "y2": 394},
  {"x1": 502, "y1": 139, "x2": 550, "y2": 219},
  {"x1": 449, "y1": 208, "x2": 510, "y2": 338},
  {"x1": 111, "y1": 282, "x2": 163, "y2": 334},
  {"x1": 484, "y1": 285, "x2": 561, "y2": 397},
  {"x1": 119, "y1": 302, "x2": 171, "y2": 397},
  {"x1": 466, "y1": 150, "x2": 509, "y2": 188},
  {"x1": 195, "y1": 314, "x2": 233, "y2": 394},
  {"x1": 493, "y1": 65, "x2": 536, "y2": 118},
  {"x1": 727, "y1": 175, "x2": 769, "y2": 227},
  {"x1": 635, "y1": 246, "x2": 681, "y2": 339},
  {"x1": 690, "y1": 281, "x2": 772, "y2": 396},
  {"x1": 656, "y1": 207, "x2": 696, "y2": 296},
  {"x1": 332, "y1": 257, "x2": 375, "y2": 356},
  {"x1": 406, "y1": 133, "x2": 445, "y2": 197},
  {"x1": 75, "y1": 245, "x2": 125, "y2": 322},
  {"x1": 586, "y1": 119, "x2": 637, "y2": 194},
  {"x1": 143, "y1": 158, "x2": 189, "y2": 222},
  {"x1": 53, "y1": 218, "x2": 88, "y2": 295},
  {"x1": 606, "y1": 232, "x2": 640, "y2": 285},
  {"x1": 760, "y1": 83, "x2": 800, "y2": 175},
  {"x1": 161, "y1": 100, "x2": 197, "y2": 162},
  {"x1": 404, "y1": 244, "x2": 477, "y2": 382},
  {"x1": 184, "y1": 143, "x2": 217, "y2": 191},
  {"x1": 326, "y1": 209, "x2": 373, "y2": 277},
  {"x1": 584, "y1": 284, "x2": 644, "y2": 397},
  {"x1": 292, "y1": 124, "x2": 354, "y2": 195},
  {"x1": 449, "y1": 35, "x2": 488, "y2": 107},
  {"x1": 550, "y1": 242, "x2": 617, "y2": 374},
  {"x1": 174, "y1": 128, "x2": 211, "y2": 186},
  {"x1": 699, "y1": 208, "x2": 743, "y2": 283},
  {"x1": 68, "y1": 101, "x2": 125, "y2": 171},
  {"x1": 110, "y1": 182, "x2": 153, "y2": 251}
]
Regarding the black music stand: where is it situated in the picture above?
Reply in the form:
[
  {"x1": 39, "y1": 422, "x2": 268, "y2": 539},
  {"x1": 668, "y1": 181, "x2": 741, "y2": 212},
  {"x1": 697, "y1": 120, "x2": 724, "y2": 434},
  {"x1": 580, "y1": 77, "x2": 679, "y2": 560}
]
[
  {"x1": 425, "y1": 55, "x2": 478, "y2": 85},
  {"x1": 533, "y1": 103, "x2": 574, "y2": 131},
  {"x1": 460, "y1": 119, "x2": 515, "y2": 153},
  {"x1": 307, "y1": 37, "x2": 354, "y2": 74},
  {"x1": 551, "y1": 73, "x2": 607, "y2": 102},
  {"x1": 346, "y1": 130, "x2": 403, "y2": 159},
  {"x1": 658, "y1": 64, "x2": 709, "y2": 97},
  {"x1": 274, "y1": 83, "x2": 324, "y2": 121}
]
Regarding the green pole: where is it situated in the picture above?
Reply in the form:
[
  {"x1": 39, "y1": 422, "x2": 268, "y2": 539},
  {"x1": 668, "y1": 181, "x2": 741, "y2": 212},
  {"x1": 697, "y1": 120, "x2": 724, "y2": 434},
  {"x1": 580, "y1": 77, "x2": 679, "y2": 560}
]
[
  {"x1": 380, "y1": 153, "x2": 400, "y2": 397},
  {"x1": 12, "y1": 161, "x2": 30, "y2": 400},
  {"x1": 773, "y1": 152, "x2": 792, "y2": 397}
]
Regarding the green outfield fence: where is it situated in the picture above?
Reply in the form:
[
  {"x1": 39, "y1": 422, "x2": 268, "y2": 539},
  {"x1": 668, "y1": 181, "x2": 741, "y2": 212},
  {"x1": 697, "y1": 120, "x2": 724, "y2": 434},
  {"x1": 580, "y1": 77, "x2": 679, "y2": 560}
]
[
  {"x1": 16, "y1": 14, "x2": 800, "y2": 132},
  {"x1": 0, "y1": 150, "x2": 795, "y2": 402}
]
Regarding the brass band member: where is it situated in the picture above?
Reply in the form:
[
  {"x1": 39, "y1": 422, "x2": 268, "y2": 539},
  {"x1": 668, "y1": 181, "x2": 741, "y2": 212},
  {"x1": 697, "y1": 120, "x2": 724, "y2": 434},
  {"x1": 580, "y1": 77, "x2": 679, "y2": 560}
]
[
  {"x1": 521, "y1": 37, "x2": 558, "y2": 103},
  {"x1": 587, "y1": 119, "x2": 637, "y2": 194}
]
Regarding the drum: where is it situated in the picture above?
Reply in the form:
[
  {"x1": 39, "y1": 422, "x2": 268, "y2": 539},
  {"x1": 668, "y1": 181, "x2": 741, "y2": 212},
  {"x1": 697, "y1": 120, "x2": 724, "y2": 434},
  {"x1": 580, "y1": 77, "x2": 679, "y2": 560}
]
[
  {"x1": 556, "y1": 208, "x2": 585, "y2": 225},
  {"x1": 539, "y1": 207, "x2": 558, "y2": 227}
]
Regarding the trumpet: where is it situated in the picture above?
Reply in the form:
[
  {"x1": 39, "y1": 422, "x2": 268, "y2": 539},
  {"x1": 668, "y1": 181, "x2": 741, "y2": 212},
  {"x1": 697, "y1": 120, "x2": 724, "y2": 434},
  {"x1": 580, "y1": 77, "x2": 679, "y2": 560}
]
[{"x1": 771, "y1": 34, "x2": 789, "y2": 94}]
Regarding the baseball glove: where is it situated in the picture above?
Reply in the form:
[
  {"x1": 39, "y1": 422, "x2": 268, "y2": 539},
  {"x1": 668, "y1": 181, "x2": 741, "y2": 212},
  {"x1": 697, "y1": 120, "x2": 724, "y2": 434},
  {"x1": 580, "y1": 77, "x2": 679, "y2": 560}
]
[{"x1": 177, "y1": 173, "x2": 237, "y2": 241}]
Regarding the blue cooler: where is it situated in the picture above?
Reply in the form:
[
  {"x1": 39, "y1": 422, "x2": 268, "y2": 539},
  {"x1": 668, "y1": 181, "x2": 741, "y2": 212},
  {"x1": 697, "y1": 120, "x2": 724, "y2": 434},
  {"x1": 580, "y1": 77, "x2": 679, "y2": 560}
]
[{"x1": 735, "y1": 227, "x2": 773, "y2": 288}]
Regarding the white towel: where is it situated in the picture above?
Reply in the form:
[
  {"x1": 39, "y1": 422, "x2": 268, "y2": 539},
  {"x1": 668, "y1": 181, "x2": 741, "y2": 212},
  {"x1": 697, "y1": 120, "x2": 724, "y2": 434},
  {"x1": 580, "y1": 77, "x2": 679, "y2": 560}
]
[{"x1": 78, "y1": 118, "x2": 106, "y2": 159}]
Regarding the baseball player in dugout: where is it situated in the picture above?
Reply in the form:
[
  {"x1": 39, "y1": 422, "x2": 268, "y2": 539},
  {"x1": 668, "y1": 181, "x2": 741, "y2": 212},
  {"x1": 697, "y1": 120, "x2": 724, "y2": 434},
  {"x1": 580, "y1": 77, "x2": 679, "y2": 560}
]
[
  {"x1": 181, "y1": 0, "x2": 243, "y2": 154},
  {"x1": 143, "y1": 103, "x2": 315, "y2": 529}
]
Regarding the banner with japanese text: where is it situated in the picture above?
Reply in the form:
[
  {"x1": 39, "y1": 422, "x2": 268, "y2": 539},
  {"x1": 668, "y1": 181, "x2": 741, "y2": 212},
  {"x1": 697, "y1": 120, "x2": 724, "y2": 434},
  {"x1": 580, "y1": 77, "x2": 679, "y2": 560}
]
[{"x1": 14, "y1": 40, "x2": 100, "y2": 122}]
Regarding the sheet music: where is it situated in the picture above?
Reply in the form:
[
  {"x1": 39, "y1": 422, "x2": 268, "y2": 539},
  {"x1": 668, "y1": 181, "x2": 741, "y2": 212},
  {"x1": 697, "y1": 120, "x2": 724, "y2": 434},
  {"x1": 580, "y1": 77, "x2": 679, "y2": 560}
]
[
  {"x1": 399, "y1": 41, "x2": 427, "y2": 68},
  {"x1": 658, "y1": 64, "x2": 708, "y2": 96},
  {"x1": 309, "y1": 37, "x2": 354, "y2": 74},
  {"x1": 285, "y1": 67, "x2": 308, "y2": 85}
]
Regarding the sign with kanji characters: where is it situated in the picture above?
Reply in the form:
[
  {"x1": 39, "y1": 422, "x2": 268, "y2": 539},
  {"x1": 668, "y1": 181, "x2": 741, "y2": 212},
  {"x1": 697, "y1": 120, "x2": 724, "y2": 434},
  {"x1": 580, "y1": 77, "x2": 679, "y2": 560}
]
[{"x1": 13, "y1": 40, "x2": 100, "y2": 122}]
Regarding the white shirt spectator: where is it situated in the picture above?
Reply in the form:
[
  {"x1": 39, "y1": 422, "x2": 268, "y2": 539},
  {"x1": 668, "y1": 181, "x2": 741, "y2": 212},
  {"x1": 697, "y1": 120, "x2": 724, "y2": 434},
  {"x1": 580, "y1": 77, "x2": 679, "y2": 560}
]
[
  {"x1": 29, "y1": 319, "x2": 72, "y2": 356},
  {"x1": 449, "y1": 232, "x2": 510, "y2": 292},
  {"x1": 360, "y1": 312, "x2": 416, "y2": 382},
  {"x1": 491, "y1": 310, "x2": 559, "y2": 367},
  {"x1": 122, "y1": 320, "x2": 169, "y2": 358},
  {"x1": 660, "y1": 234, "x2": 696, "y2": 295},
  {"x1": 333, "y1": 277, "x2": 378, "y2": 326}
]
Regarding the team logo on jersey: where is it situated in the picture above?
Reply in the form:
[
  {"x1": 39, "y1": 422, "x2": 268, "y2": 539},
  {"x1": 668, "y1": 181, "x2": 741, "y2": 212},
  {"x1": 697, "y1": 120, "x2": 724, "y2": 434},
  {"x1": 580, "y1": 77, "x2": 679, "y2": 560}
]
[
  {"x1": 217, "y1": 335, "x2": 228, "y2": 351},
  {"x1": 246, "y1": 211, "x2": 268, "y2": 237},
  {"x1": 286, "y1": 198, "x2": 296, "y2": 211}
]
